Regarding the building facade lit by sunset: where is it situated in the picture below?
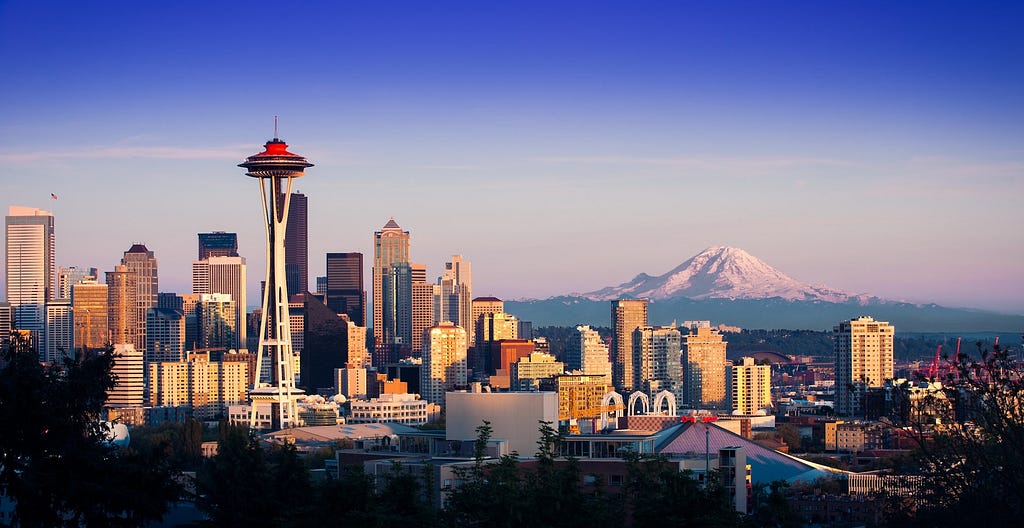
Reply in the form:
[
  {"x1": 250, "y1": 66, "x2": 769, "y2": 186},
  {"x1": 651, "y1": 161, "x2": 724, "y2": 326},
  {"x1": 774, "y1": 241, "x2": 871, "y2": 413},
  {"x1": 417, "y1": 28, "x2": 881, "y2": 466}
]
[
  {"x1": 611, "y1": 299, "x2": 648, "y2": 392},
  {"x1": 71, "y1": 280, "x2": 108, "y2": 357},
  {"x1": 5, "y1": 206, "x2": 55, "y2": 354},
  {"x1": 835, "y1": 316, "x2": 894, "y2": 417},
  {"x1": 682, "y1": 326, "x2": 727, "y2": 409},
  {"x1": 420, "y1": 322, "x2": 467, "y2": 408},
  {"x1": 192, "y1": 255, "x2": 246, "y2": 349},
  {"x1": 121, "y1": 244, "x2": 158, "y2": 352},
  {"x1": 727, "y1": 357, "x2": 772, "y2": 415}
]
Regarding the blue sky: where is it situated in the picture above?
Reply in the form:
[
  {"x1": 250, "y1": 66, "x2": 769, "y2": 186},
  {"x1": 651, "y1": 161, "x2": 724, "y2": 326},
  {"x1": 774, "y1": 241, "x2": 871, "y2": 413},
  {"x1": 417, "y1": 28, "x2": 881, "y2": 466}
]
[{"x1": 2, "y1": 1, "x2": 1022, "y2": 313}]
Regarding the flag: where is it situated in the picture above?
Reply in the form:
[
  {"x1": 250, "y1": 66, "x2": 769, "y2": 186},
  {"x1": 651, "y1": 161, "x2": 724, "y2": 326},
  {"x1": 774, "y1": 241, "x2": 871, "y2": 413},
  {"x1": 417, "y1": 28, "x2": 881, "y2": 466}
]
[{"x1": 51, "y1": 193, "x2": 58, "y2": 200}]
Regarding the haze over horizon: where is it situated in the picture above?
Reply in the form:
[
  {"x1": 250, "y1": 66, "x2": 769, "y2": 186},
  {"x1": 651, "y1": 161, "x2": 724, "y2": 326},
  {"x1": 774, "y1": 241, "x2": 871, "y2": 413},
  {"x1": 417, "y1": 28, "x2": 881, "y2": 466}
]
[{"x1": 2, "y1": 1, "x2": 1022, "y2": 314}]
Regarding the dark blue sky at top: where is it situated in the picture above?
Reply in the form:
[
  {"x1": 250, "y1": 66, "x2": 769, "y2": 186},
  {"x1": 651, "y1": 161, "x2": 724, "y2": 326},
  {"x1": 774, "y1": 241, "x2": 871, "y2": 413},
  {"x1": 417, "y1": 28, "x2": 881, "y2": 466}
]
[{"x1": 4, "y1": 1, "x2": 1021, "y2": 147}]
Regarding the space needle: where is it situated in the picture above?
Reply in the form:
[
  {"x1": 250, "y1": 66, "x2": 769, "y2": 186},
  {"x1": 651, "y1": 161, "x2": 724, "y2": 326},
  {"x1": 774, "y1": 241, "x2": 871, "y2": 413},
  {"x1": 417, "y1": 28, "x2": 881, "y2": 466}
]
[{"x1": 240, "y1": 129, "x2": 313, "y2": 430}]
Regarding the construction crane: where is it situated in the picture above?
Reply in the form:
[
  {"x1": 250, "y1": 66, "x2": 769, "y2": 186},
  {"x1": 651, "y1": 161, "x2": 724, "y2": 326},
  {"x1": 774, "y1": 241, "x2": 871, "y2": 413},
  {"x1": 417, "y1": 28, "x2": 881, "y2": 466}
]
[{"x1": 928, "y1": 345, "x2": 943, "y2": 379}]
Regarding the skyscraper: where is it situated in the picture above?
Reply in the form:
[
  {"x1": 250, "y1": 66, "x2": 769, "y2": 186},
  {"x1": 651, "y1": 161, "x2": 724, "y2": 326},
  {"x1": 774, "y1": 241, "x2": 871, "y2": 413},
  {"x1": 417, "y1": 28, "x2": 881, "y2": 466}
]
[
  {"x1": 71, "y1": 280, "x2": 108, "y2": 357},
  {"x1": 682, "y1": 327, "x2": 728, "y2": 409},
  {"x1": 727, "y1": 357, "x2": 772, "y2": 415},
  {"x1": 192, "y1": 256, "x2": 247, "y2": 349},
  {"x1": 834, "y1": 316, "x2": 894, "y2": 417},
  {"x1": 43, "y1": 299, "x2": 72, "y2": 363},
  {"x1": 372, "y1": 218, "x2": 410, "y2": 358},
  {"x1": 410, "y1": 263, "x2": 434, "y2": 354},
  {"x1": 326, "y1": 252, "x2": 364, "y2": 326},
  {"x1": 195, "y1": 293, "x2": 237, "y2": 351},
  {"x1": 381, "y1": 262, "x2": 414, "y2": 364},
  {"x1": 5, "y1": 206, "x2": 55, "y2": 353},
  {"x1": 106, "y1": 265, "x2": 136, "y2": 346},
  {"x1": 284, "y1": 191, "x2": 307, "y2": 295},
  {"x1": 198, "y1": 231, "x2": 239, "y2": 260},
  {"x1": 146, "y1": 306, "x2": 185, "y2": 364},
  {"x1": 421, "y1": 322, "x2": 467, "y2": 408},
  {"x1": 611, "y1": 299, "x2": 648, "y2": 391},
  {"x1": 437, "y1": 255, "x2": 473, "y2": 343},
  {"x1": 121, "y1": 244, "x2": 158, "y2": 351},
  {"x1": 106, "y1": 343, "x2": 144, "y2": 408},
  {"x1": 633, "y1": 325, "x2": 683, "y2": 401}
]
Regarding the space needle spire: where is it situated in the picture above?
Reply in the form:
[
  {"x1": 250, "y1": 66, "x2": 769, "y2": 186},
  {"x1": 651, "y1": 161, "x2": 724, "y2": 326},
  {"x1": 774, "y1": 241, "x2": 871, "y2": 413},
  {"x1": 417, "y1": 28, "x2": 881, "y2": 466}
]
[{"x1": 239, "y1": 133, "x2": 313, "y2": 430}]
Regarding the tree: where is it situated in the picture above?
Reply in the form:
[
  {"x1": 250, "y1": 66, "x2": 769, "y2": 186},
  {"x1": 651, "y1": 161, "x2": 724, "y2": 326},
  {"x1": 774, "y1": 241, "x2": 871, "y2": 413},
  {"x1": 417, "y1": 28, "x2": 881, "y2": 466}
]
[
  {"x1": 884, "y1": 341, "x2": 1024, "y2": 525},
  {"x1": 0, "y1": 333, "x2": 178, "y2": 527}
]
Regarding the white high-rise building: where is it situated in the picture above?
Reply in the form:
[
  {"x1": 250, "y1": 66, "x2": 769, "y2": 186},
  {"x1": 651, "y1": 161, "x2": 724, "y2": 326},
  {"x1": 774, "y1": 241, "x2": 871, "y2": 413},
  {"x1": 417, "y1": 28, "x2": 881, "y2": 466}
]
[
  {"x1": 437, "y1": 256, "x2": 472, "y2": 344},
  {"x1": 727, "y1": 357, "x2": 772, "y2": 415},
  {"x1": 421, "y1": 322, "x2": 467, "y2": 408},
  {"x1": 835, "y1": 316, "x2": 894, "y2": 417},
  {"x1": 44, "y1": 299, "x2": 73, "y2": 363},
  {"x1": 5, "y1": 206, "x2": 55, "y2": 353},
  {"x1": 107, "y1": 343, "x2": 145, "y2": 408},
  {"x1": 192, "y1": 256, "x2": 247, "y2": 349},
  {"x1": 567, "y1": 325, "x2": 613, "y2": 380}
]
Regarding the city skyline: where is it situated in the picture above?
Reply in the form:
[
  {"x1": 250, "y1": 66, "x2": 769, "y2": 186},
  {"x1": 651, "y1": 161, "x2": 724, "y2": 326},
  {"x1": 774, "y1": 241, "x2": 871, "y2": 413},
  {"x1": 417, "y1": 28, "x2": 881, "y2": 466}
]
[{"x1": 1, "y1": 2, "x2": 1022, "y2": 313}]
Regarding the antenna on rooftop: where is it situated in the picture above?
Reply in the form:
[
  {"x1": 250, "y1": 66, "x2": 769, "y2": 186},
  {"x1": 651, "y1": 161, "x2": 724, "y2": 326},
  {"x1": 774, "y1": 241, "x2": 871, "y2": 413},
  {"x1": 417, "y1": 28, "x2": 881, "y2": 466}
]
[{"x1": 274, "y1": 115, "x2": 279, "y2": 139}]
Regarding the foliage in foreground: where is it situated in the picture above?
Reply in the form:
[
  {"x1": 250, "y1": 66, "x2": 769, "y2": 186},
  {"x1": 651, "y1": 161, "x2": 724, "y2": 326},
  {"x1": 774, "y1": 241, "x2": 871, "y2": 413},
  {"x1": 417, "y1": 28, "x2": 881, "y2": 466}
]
[{"x1": 0, "y1": 335, "x2": 178, "y2": 527}]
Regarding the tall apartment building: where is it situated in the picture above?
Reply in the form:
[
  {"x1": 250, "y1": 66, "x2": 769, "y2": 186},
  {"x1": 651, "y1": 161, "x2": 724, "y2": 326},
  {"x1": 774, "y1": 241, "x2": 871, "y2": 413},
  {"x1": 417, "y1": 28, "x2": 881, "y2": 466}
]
[
  {"x1": 57, "y1": 266, "x2": 97, "y2": 299},
  {"x1": 198, "y1": 231, "x2": 238, "y2": 260},
  {"x1": 372, "y1": 218, "x2": 410, "y2": 361},
  {"x1": 420, "y1": 322, "x2": 467, "y2": 408},
  {"x1": 682, "y1": 327, "x2": 728, "y2": 409},
  {"x1": 326, "y1": 252, "x2": 365, "y2": 326},
  {"x1": 471, "y1": 297, "x2": 503, "y2": 335},
  {"x1": 611, "y1": 299, "x2": 648, "y2": 391},
  {"x1": 834, "y1": 316, "x2": 894, "y2": 417},
  {"x1": 43, "y1": 299, "x2": 72, "y2": 363},
  {"x1": 5, "y1": 206, "x2": 55, "y2": 353},
  {"x1": 106, "y1": 265, "x2": 136, "y2": 346},
  {"x1": 71, "y1": 281, "x2": 108, "y2": 357},
  {"x1": 567, "y1": 325, "x2": 612, "y2": 381},
  {"x1": 340, "y1": 314, "x2": 370, "y2": 368},
  {"x1": 146, "y1": 306, "x2": 185, "y2": 363},
  {"x1": 284, "y1": 191, "x2": 308, "y2": 296},
  {"x1": 633, "y1": 325, "x2": 684, "y2": 401},
  {"x1": 107, "y1": 343, "x2": 145, "y2": 408},
  {"x1": 727, "y1": 357, "x2": 772, "y2": 415},
  {"x1": 121, "y1": 244, "x2": 158, "y2": 351},
  {"x1": 192, "y1": 256, "x2": 247, "y2": 349},
  {"x1": 436, "y1": 255, "x2": 472, "y2": 343},
  {"x1": 148, "y1": 352, "x2": 248, "y2": 420}
]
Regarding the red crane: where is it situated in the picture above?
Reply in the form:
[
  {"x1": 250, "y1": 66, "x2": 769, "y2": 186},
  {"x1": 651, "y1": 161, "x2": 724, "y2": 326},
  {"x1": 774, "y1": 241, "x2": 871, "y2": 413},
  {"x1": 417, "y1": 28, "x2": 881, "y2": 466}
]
[{"x1": 928, "y1": 345, "x2": 942, "y2": 379}]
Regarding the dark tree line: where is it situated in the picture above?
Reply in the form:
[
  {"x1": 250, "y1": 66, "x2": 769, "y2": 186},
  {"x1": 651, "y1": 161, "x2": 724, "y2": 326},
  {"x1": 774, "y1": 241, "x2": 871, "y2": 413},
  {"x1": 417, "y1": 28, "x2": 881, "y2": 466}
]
[{"x1": 0, "y1": 334, "x2": 178, "y2": 527}]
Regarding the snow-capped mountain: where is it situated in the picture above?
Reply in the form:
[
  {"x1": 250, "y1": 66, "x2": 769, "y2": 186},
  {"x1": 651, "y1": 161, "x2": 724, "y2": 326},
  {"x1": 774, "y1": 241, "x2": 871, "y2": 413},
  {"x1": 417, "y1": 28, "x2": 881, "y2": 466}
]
[{"x1": 582, "y1": 246, "x2": 858, "y2": 302}]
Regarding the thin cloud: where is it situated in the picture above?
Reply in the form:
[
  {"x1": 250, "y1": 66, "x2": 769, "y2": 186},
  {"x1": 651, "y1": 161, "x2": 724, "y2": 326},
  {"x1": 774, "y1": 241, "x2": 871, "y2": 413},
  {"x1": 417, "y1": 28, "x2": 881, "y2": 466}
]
[
  {"x1": 0, "y1": 144, "x2": 252, "y2": 162},
  {"x1": 533, "y1": 155, "x2": 857, "y2": 170}
]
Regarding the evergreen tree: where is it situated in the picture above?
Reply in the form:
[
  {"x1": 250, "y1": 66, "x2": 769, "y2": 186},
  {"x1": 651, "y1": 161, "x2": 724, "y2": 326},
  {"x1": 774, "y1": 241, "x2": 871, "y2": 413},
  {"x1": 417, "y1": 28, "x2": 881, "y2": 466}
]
[{"x1": 0, "y1": 333, "x2": 178, "y2": 527}]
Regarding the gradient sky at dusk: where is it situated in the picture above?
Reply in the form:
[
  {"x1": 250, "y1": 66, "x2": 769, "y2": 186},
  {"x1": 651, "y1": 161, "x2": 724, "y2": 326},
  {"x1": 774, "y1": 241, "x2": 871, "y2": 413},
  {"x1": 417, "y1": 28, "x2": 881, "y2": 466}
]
[{"x1": 2, "y1": 1, "x2": 1022, "y2": 313}]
